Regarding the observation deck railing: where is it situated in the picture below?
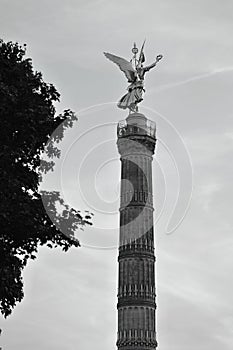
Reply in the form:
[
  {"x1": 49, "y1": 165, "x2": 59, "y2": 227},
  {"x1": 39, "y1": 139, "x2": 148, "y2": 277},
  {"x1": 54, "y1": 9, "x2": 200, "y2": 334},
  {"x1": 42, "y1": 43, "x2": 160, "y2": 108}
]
[{"x1": 117, "y1": 118, "x2": 156, "y2": 139}]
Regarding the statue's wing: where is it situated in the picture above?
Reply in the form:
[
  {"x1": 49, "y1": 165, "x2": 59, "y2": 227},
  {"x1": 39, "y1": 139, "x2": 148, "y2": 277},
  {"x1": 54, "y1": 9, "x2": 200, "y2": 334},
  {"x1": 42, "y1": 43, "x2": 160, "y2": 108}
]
[{"x1": 104, "y1": 52, "x2": 136, "y2": 82}]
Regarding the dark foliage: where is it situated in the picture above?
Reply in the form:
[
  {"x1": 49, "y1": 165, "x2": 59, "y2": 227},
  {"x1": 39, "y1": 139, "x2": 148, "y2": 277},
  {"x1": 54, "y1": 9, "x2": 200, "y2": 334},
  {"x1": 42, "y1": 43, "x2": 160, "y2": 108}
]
[{"x1": 0, "y1": 39, "x2": 92, "y2": 317}]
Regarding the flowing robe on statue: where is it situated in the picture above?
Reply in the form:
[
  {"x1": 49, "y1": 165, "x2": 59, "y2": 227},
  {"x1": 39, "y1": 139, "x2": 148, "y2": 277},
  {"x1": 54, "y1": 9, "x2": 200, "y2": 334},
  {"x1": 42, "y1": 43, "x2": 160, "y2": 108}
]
[{"x1": 117, "y1": 80, "x2": 144, "y2": 111}]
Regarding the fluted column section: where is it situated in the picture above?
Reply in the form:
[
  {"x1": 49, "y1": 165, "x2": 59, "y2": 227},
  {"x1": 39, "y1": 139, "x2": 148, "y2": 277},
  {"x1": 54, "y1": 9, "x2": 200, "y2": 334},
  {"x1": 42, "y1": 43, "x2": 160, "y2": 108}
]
[{"x1": 117, "y1": 113, "x2": 157, "y2": 350}]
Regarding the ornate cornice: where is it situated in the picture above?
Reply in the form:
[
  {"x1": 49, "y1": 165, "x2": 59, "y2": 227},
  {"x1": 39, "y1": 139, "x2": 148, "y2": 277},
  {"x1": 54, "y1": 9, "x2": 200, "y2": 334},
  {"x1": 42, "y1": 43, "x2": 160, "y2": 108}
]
[
  {"x1": 117, "y1": 298, "x2": 156, "y2": 308},
  {"x1": 117, "y1": 337, "x2": 158, "y2": 349},
  {"x1": 118, "y1": 250, "x2": 155, "y2": 260}
]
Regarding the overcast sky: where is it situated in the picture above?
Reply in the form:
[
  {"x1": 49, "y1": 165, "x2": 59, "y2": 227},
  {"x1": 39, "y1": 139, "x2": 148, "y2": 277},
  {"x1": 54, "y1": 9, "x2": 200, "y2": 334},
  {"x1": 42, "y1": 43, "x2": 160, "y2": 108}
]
[{"x1": 1, "y1": 0, "x2": 233, "y2": 349}]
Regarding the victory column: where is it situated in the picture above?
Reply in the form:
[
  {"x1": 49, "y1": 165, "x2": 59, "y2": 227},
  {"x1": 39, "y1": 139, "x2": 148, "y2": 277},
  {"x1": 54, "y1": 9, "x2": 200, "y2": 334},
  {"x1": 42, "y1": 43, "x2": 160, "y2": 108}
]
[{"x1": 104, "y1": 42, "x2": 163, "y2": 350}]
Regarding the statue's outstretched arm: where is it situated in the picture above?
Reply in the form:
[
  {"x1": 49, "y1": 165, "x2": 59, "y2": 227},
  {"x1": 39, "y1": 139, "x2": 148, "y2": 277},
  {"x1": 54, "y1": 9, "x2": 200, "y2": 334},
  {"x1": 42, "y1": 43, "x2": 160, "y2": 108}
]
[
  {"x1": 143, "y1": 61, "x2": 157, "y2": 73},
  {"x1": 143, "y1": 54, "x2": 163, "y2": 73}
]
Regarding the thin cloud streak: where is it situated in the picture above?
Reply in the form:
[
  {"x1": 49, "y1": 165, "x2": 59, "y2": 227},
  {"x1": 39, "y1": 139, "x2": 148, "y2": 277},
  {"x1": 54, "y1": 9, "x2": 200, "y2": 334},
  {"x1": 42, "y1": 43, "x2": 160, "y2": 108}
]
[{"x1": 150, "y1": 66, "x2": 233, "y2": 94}]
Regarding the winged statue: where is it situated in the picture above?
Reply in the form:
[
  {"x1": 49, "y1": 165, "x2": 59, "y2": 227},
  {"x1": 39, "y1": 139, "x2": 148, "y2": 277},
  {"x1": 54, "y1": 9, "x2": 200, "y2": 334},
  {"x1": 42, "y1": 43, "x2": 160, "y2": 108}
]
[{"x1": 104, "y1": 42, "x2": 163, "y2": 112}]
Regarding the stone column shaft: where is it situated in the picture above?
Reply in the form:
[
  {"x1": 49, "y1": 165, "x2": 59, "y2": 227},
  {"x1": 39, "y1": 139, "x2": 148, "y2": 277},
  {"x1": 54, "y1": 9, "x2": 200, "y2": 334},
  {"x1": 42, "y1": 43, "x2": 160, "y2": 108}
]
[{"x1": 117, "y1": 113, "x2": 157, "y2": 350}]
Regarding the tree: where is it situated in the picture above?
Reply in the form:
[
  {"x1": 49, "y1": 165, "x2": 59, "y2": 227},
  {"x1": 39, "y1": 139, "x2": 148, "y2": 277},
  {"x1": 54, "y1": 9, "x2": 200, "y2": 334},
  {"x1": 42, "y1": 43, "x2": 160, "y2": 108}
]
[{"x1": 0, "y1": 39, "x2": 92, "y2": 317}]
